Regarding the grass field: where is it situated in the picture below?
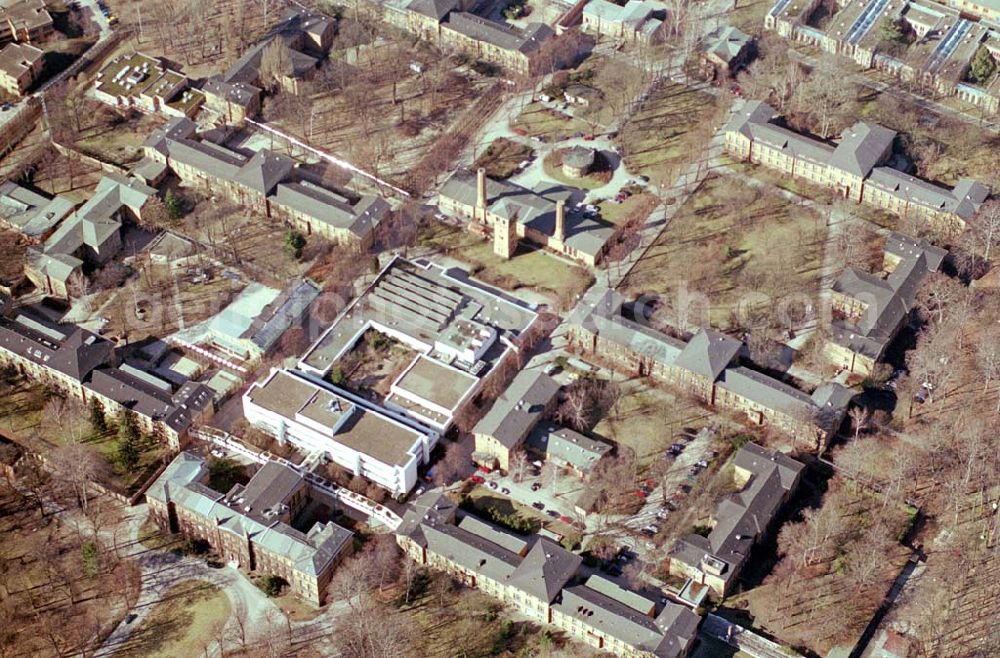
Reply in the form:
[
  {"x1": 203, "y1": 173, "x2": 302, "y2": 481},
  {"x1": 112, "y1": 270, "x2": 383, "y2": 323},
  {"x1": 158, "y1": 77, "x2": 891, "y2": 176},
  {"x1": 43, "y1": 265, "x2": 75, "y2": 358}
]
[
  {"x1": 619, "y1": 174, "x2": 825, "y2": 330},
  {"x1": 116, "y1": 580, "x2": 231, "y2": 658},
  {"x1": 399, "y1": 572, "x2": 573, "y2": 657},
  {"x1": 598, "y1": 192, "x2": 658, "y2": 225},
  {"x1": 593, "y1": 381, "x2": 713, "y2": 471},
  {"x1": 511, "y1": 102, "x2": 591, "y2": 141},
  {"x1": 616, "y1": 83, "x2": 719, "y2": 185},
  {"x1": 0, "y1": 374, "x2": 167, "y2": 494},
  {"x1": 473, "y1": 138, "x2": 535, "y2": 179},
  {"x1": 419, "y1": 221, "x2": 595, "y2": 309}
]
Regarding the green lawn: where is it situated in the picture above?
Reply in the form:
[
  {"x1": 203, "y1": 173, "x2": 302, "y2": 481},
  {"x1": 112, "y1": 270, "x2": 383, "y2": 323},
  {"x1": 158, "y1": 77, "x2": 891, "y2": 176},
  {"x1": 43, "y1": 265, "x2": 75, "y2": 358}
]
[
  {"x1": 616, "y1": 83, "x2": 719, "y2": 185},
  {"x1": 619, "y1": 174, "x2": 825, "y2": 330},
  {"x1": 473, "y1": 138, "x2": 535, "y2": 180},
  {"x1": 510, "y1": 102, "x2": 591, "y2": 141},
  {"x1": 115, "y1": 580, "x2": 231, "y2": 658},
  {"x1": 0, "y1": 375, "x2": 167, "y2": 495},
  {"x1": 593, "y1": 381, "x2": 712, "y2": 470},
  {"x1": 419, "y1": 221, "x2": 595, "y2": 310},
  {"x1": 598, "y1": 192, "x2": 658, "y2": 225}
]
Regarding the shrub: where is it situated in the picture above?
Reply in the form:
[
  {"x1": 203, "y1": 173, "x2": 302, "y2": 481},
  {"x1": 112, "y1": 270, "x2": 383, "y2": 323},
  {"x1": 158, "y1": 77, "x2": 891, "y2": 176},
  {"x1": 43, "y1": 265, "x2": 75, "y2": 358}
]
[{"x1": 256, "y1": 574, "x2": 288, "y2": 597}]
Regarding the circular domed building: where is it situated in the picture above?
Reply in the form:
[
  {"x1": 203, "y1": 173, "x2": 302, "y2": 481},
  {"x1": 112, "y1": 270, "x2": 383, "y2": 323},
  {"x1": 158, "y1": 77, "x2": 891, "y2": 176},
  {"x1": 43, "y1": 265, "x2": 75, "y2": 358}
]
[{"x1": 562, "y1": 146, "x2": 596, "y2": 179}]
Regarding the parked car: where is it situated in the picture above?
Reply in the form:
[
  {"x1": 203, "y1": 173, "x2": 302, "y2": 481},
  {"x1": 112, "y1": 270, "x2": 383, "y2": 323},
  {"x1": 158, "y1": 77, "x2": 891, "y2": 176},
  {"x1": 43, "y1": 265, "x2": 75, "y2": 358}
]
[
  {"x1": 469, "y1": 475, "x2": 485, "y2": 485},
  {"x1": 657, "y1": 508, "x2": 670, "y2": 520},
  {"x1": 671, "y1": 443, "x2": 686, "y2": 453},
  {"x1": 695, "y1": 460, "x2": 709, "y2": 469},
  {"x1": 560, "y1": 515, "x2": 573, "y2": 524},
  {"x1": 532, "y1": 501, "x2": 545, "y2": 510},
  {"x1": 0, "y1": 102, "x2": 12, "y2": 111},
  {"x1": 478, "y1": 465, "x2": 492, "y2": 474},
  {"x1": 531, "y1": 482, "x2": 542, "y2": 491},
  {"x1": 501, "y1": 487, "x2": 511, "y2": 495},
  {"x1": 546, "y1": 510, "x2": 559, "y2": 518},
  {"x1": 488, "y1": 481, "x2": 498, "y2": 489},
  {"x1": 634, "y1": 489, "x2": 648, "y2": 498},
  {"x1": 640, "y1": 526, "x2": 657, "y2": 537},
  {"x1": 665, "y1": 500, "x2": 678, "y2": 511}
]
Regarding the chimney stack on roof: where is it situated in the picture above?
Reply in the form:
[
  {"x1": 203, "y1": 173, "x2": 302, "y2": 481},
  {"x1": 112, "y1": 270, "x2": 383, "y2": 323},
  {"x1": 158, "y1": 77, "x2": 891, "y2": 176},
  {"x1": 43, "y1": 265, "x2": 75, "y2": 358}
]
[
  {"x1": 555, "y1": 199, "x2": 565, "y2": 243},
  {"x1": 476, "y1": 167, "x2": 487, "y2": 214}
]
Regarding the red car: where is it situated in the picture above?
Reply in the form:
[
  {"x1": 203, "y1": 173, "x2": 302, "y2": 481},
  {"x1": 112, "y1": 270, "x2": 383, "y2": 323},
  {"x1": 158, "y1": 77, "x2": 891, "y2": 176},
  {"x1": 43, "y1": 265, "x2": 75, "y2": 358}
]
[
  {"x1": 583, "y1": 133, "x2": 595, "y2": 141},
  {"x1": 469, "y1": 475, "x2": 485, "y2": 485},
  {"x1": 513, "y1": 126, "x2": 527, "y2": 136},
  {"x1": 560, "y1": 515, "x2": 573, "y2": 524},
  {"x1": 478, "y1": 465, "x2": 492, "y2": 474},
  {"x1": 634, "y1": 490, "x2": 648, "y2": 498}
]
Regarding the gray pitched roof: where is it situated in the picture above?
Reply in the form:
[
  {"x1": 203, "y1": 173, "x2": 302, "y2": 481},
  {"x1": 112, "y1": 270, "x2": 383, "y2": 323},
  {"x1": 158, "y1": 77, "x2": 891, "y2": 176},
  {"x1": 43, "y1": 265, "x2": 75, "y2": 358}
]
[
  {"x1": 445, "y1": 14, "x2": 554, "y2": 54},
  {"x1": 671, "y1": 444, "x2": 802, "y2": 585},
  {"x1": 472, "y1": 370, "x2": 560, "y2": 449},
  {"x1": 867, "y1": 167, "x2": 989, "y2": 221},
  {"x1": 673, "y1": 329, "x2": 742, "y2": 381},
  {"x1": 542, "y1": 426, "x2": 612, "y2": 472},
  {"x1": 703, "y1": 25, "x2": 752, "y2": 62},
  {"x1": 439, "y1": 169, "x2": 614, "y2": 260},
  {"x1": 553, "y1": 581, "x2": 700, "y2": 658},
  {"x1": 397, "y1": 490, "x2": 458, "y2": 544},
  {"x1": 235, "y1": 150, "x2": 294, "y2": 195},
  {"x1": 0, "y1": 309, "x2": 112, "y2": 381},
  {"x1": 506, "y1": 537, "x2": 582, "y2": 603},
  {"x1": 828, "y1": 122, "x2": 896, "y2": 178},
  {"x1": 148, "y1": 452, "x2": 352, "y2": 577},
  {"x1": 405, "y1": 0, "x2": 460, "y2": 20},
  {"x1": 0, "y1": 181, "x2": 75, "y2": 238}
]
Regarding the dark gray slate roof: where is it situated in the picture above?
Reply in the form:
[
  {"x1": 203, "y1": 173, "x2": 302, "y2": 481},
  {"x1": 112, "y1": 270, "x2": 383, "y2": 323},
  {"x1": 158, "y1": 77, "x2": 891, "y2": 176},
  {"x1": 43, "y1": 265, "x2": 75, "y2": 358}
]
[
  {"x1": 506, "y1": 537, "x2": 582, "y2": 603},
  {"x1": 670, "y1": 444, "x2": 802, "y2": 586},
  {"x1": 828, "y1": 122, "x2": 896, "y2": 178},
  {"x1": 397, "y1": 490, "x2": 458, "y2": 545},
  {"x1": 0, "y1": 309, "x2": 112, "y2": 381},
  {"x1": 553, "y1": 580, "x2": 700, "y2": 658},
  {"x1": 445, "y1": 13, "x2": 553, "y2": 54},
  {"x1": 867, "y1": 167, "x2": 989, "y2": 221},
  {"x1": 422, "y1": 522, "x2": 521, "y2": 582},
  {"x1": 473, "y1": 370, "x2": 560, "y2": 449},
  {"x1": 673, "y1": 329, "x2": 741, "y2": 382},
  {"x1": 439, "y1": 169, "x2": 613, "y2": 261},
  {"x1": 86, "y1": 367, "x2": 214, "y2": 434},
  {"x1": 405, "y1": 0, "x2": 461, "y2": 20}
]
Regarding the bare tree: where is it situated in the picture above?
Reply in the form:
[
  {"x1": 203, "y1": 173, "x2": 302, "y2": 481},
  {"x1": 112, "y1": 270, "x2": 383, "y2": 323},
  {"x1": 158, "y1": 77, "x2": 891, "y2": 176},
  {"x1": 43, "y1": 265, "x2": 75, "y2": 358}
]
[
  {"x1": 259, "y1": 40, "x2": 293, "y2": 93},
  {"x1": 848, "y1": 406, "x2": 871, "y2": 440}
]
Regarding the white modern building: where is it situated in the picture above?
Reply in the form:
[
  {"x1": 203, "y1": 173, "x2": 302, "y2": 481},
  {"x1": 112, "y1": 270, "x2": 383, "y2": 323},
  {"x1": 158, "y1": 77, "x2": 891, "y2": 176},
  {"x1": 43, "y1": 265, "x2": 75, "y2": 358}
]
[
  {"x1": 243, "y1": 368, "x2": 438, "y2": 496},
  {"x1": 385, "y1": 354, "x2": 482, "y2": 432}
]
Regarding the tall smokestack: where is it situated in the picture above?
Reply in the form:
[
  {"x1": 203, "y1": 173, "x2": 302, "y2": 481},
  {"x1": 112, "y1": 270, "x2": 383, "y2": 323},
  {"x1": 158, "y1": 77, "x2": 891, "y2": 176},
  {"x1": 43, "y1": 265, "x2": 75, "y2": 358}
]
[
  {"x1": 476, "y1": 168, "x2": 487, "y2": 216},
  {"x1": 555, "y1": 199, "x2": 565, "y2": 242}
]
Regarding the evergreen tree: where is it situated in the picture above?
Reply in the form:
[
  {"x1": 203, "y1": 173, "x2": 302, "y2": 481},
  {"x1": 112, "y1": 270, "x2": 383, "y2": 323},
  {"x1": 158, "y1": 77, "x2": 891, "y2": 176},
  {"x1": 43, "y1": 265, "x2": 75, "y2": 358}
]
[
  {"x1": 970, "y1": 46, "x2": 997, "y2": 84},
  {"x1": 88, "y1": 396, "x2": 106, "y2": 433},
  {"x1": 115, "y1": 411, "x2": 141, "y2": 473},
  {"x1": 164, "y1": 189, "x2": 185, "y2": 220},
  {"x1": 880, "y1": 18, "x2": 904, "y2": 43},
  {"x1": 284, "y1": 230, "x2": 306, "y2": 259}
]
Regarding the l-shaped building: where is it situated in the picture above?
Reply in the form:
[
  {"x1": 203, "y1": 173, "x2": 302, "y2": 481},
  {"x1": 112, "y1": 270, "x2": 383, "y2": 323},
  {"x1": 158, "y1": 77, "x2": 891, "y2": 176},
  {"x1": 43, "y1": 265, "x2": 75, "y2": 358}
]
[
  {"x1": 568, "y1": 290, "x2": 853, "y2": 444},
  {"x1": 668, "y1": 443, "x2": 804, "y2": 596},
  {"x1": 143, "y1": 117, "x2": 390, "y2": 250},
  {"x1": 397, "y1": 491, "x2": 701, "y2": 658},
  {"x1": 724, "y1": 101, "x2": 989, "y2": 235}
]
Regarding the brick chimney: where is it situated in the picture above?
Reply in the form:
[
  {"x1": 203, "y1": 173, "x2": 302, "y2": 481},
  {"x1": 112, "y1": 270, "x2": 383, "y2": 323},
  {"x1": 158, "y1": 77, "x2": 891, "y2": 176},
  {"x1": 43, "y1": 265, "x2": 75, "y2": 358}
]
[
  {"x1": 554, "y1": 199, "x2": 565, "y2": 243},
  {"x1": 476, "y1": 167, "x2": 487, "y2": 218}
]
